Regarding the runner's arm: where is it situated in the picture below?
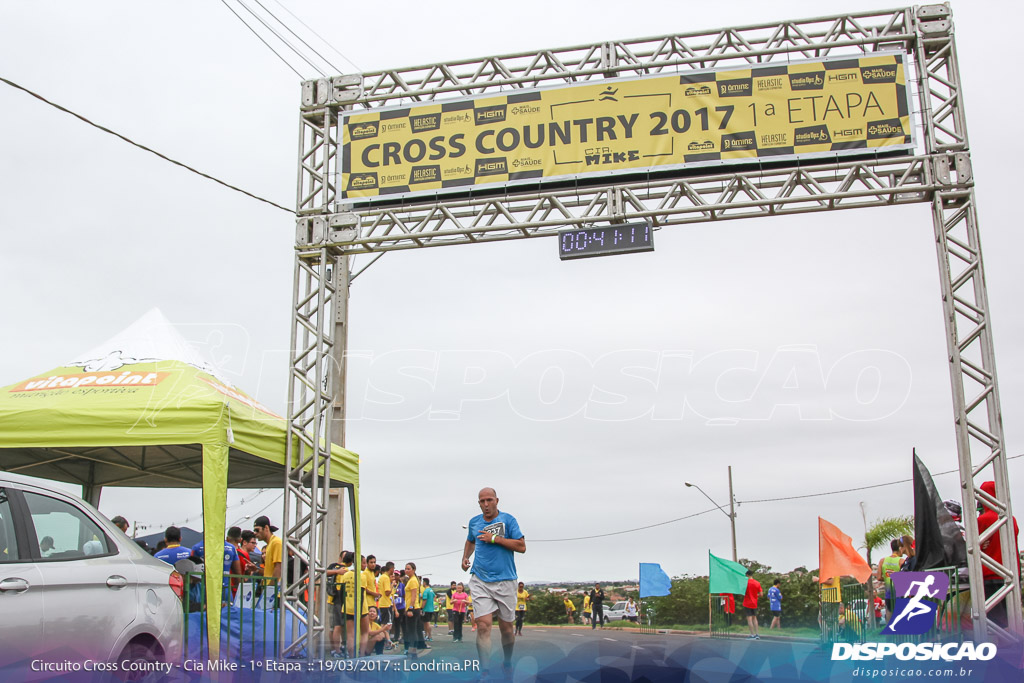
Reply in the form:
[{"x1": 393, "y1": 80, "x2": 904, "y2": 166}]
[
  {"x1": 476, "y1": 530, "x2": 525, "y2": 553},
  {"x1": 496, "y1": 536, "x2": 526, "y2": 553},
  {"x1": 461, "y1": 539, "x2": 475, "y2": 571}
]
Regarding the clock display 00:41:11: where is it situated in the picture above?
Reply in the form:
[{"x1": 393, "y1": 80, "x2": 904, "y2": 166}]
[{"x1": 558, "y1": 221, "x2": 654, "y2": 260}]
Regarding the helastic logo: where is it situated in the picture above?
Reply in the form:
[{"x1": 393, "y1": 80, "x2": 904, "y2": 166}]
[
  {"x1": 409, "y1": 165, "x2": 441, "y2": 184},
  {"x1": 410, "y1": 114, "x2": 441, "y2": 133},
  {"x1": 883, "y1": 571, "x2": 950, "y2": 635}
]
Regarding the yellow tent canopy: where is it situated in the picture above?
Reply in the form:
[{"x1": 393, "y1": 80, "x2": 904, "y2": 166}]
[{"x1": 0, "y1": 309, "x2": 358, "y2": 656}]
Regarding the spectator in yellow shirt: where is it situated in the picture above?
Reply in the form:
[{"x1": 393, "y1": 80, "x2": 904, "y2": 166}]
[
  {"x1": 564, "y1": 597, "x2": 576, "y2": 624},
  {"x1": 326, "y1": 552, "x2": 349, "y2": 656},
  {"x1": 377, "y1": 560, "x2": 395, "y2": 633},
  {"x1": 339, "y1": 552, "x2": 371, "y2": 657},
  {"x1": 403, "y1": 562, "x2": 426, "y2": 657},
  {"x1": 253, "y1": 516, "x2": 281, "y2": 580},
  {"x1": 366, "y1": 606, "x2": 392, "y2": 655}
]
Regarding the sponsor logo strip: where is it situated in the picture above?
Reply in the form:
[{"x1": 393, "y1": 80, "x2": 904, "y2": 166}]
[
  {"x1": 341, "y1": 53, "x2": 913, "y2": 202},
  {"x1": 12, "y1": 371, "x2": 171, "y2": 392}
]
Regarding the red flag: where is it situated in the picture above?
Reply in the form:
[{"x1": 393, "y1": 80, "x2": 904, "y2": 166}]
[{"x1": 818, "y1": 517, "x2": 872, "y2": 583}]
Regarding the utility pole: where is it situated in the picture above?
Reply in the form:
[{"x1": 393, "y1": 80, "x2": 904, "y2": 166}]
[{"x1": 728, "y1": 466, "x2": 737, "y2": 563}]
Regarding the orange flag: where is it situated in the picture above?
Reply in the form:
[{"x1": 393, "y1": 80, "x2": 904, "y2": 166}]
[{"x1": 818, "y1": 517, "x2": 872, "y2": 583}]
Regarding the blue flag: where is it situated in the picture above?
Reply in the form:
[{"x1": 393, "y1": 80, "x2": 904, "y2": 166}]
[{"x1": 639, "y1": 563, "x2": 673, "y2": 597}]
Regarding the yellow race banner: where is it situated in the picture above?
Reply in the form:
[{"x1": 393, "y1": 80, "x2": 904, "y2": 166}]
[{"x1": 341, "y1": 53, "x2": 913, "y2": 203}]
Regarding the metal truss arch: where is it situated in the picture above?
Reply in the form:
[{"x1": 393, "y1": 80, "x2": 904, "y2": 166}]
[{"x1": 285, "y1": 4, "x2": 1021, "y2": 653}]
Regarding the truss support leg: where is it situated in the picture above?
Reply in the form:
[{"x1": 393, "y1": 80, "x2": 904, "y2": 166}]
[{"x1": 931, "y1": 182, "x2": 1022, "y2": 640}]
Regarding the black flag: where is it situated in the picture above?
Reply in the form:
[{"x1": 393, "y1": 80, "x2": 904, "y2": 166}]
[{"x1": 913, "y1": 450, "x2": 967, "y2": 570}]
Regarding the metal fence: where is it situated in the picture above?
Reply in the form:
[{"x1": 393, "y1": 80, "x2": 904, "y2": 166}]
[
  {"x1": 819, "y1": 567, "x2": 966, "y2": 646},
  {"x1": 709, "y1": 594, "x2": 743, "y2": 639},
  {"x1": 639, "y1": 602, "x2": 656, "y2": 634},
  {"x1": 181, "y1": 573, "x2": 281, "y2": 661}
]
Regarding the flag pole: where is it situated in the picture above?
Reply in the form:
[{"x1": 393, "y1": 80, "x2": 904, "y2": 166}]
[{"x1": 728, "y1": 466, "x2": 738, "y2": 563}]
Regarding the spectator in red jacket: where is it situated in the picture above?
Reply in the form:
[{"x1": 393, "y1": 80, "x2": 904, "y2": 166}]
[{"x1": 977, "y1": 480, "x2": 1020, "y2": 628}]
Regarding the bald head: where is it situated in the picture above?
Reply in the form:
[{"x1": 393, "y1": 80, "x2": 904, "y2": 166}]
[{"x1": 477, "y1": 487, "x2": 499, "y2": 519}]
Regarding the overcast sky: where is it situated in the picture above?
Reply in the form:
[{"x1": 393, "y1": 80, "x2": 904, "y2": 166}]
[{"x1": 1, "y1": 0, "x2": 1021, "y2": 584}]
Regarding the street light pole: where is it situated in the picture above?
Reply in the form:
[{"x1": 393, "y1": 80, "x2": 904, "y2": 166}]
[{"x1": 685, "y1": 468, "x2": 738, "y2": 563}]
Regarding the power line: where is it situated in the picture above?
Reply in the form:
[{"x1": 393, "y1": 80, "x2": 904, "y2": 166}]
[
  {"x1": 532, "y1": 507, "x2": 720, "y2": 542},
  {"x1": 269, "y1": 0, "x2": 362, "y2": 72},
  {"x1": 407, "y1": 454, "x2": 1024, "y2": 559},
  {"x1": 406, "y1": 508, "x2": 720, "y2": 561},
  {"x1": 737, "y1": 452, "x2": 1024, "y2": 505},
  {"x1": 0, "y1": 76, "x2": 293, "y2": 214},
  {"x1": 231, "y1": 0, "x2": 327, "y2": 77},
  {"x1": 136, "y1": 488, "x2": 274, "y2": 533},
  {"x1": 218, "y1": 0, "x2": 304, "y2": 79},
  {"x1": 229, "y1": 491, "x2": 284, "y2": 528},
  {"x1": 252, "y1": 0, "x2": 346, "y2": 75},
  {"x1": 407, "y1": 549, "x2": 464, "y2": 561}
]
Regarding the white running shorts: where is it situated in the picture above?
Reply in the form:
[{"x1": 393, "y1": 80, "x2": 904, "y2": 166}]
[{"x1": 468, "y1": 575, "x2": 517, "y2": 623}]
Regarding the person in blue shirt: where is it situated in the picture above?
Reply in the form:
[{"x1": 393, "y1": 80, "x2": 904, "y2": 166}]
[
  {"x1": 191, "y1": 533, "x2": 242, "y2": 598},
  {"x1": 153, "y1": 526, "x2": 192, "y2": 565},
  {"x1": 768, "y1": 579, "x2": 783, "y2": 629},
  {"x1": 461, "y1": 487, "x2": 525, "y2": 679}
]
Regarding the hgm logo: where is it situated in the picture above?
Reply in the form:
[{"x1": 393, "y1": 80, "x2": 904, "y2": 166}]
[
  {"x1": 475, "y1": 105, "x2": 507, "y2": 125},
  {"x1": 475, "y1": 157, "x2": 507, "y2": 176}
]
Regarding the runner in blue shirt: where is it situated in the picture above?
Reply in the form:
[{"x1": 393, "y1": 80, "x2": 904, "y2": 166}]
[
  {"x1": 461, "y1": 487, "x2": 525, "y2": 679},
  {"x1": 768, "y1": 579, "x2": 782, "y2": 629},
  {"x1": 191, "y1": 535, "x2": 242, "y2": 597},
  {"x1": 153, "y1": 526, "x2": 192, "y2": 565}
]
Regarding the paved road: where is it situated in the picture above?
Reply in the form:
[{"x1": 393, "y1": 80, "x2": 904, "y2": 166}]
[{"x1": 397, "y1": 624, "x2": 825, "y2": 681}]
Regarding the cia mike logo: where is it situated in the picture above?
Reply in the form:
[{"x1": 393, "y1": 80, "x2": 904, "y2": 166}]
[{"x1": 883, "y1": 571, "x2": 950, "y2": 635}]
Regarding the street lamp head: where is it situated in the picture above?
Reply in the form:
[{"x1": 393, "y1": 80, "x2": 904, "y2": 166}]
[{"x1": 684, "y1": 481, "x2": 693, "y2": 487}]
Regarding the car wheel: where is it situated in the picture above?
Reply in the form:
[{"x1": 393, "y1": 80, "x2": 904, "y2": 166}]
[{"x1": 116, "y1": 642, "x2": 159, "y2": 683}]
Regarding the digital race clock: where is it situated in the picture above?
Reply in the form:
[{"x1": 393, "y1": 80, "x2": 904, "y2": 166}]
[{"x1": 558, "y1": 221, "x2": 654, "y2": 260}]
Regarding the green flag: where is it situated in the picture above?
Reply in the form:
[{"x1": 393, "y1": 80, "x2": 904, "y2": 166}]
[{"x1": 708, "y1": 552, "x2": 748, "y2": 594}]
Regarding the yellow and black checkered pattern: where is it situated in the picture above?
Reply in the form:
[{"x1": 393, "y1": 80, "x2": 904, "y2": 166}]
[{"x1": 341, "y1": 52, "x2": 912, "y2": 202}]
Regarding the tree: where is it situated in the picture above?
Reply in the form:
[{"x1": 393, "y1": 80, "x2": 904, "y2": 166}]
[
  {"x1": 861, "y1": 514, "x2": 913, "y2": 630},
  {"x1": 862, "y1": 515, "x2": 914, "y2": 566}
]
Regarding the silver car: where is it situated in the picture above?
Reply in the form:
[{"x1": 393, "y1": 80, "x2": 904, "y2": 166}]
[
  {"x1": 604, "y1": 600, "x2": 628, "y2": 621},
  {"x1": 0, "y1": 471, "x2": 182, "y2": 674}
]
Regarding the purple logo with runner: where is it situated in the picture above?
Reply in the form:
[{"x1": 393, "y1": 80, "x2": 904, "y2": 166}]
[{"x1": 883, "y1": 571, "x2": 949, "y2": 635}]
